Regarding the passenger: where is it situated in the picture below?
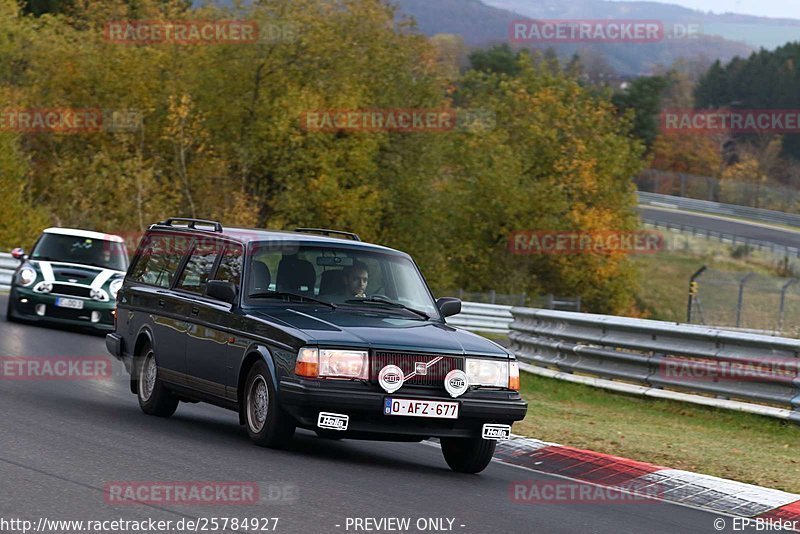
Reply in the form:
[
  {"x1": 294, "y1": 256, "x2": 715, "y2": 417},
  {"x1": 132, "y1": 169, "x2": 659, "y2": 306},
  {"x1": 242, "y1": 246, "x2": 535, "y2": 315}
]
[{"x1": 344, "y1": 260, "x2": 369, "y2": 298}]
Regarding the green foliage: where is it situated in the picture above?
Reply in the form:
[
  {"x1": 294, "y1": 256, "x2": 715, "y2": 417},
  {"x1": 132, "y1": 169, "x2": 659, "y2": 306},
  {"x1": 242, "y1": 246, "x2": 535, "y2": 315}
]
[
  {"x1": 467, "y1": 44, "x2": 522, "y2": 76},
  {"x1": 0, "y1": 0, "x2": 645, "y2": 314},
  {"x1": 695, "y1": 43, "x2": 800, "y2": 158},
  {"x1": 612, "y1": 75, "x2": 670, "y2": 151}
]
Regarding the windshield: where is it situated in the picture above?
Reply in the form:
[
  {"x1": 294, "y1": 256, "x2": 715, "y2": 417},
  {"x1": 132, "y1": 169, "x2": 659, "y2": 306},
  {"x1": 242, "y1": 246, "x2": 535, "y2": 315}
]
[
  {"x1": 244, "y1": 242, "x2": 440, "y2": 320},
  {"x1": 31, "y1": 233, "x2": 128, "y2": 271}
]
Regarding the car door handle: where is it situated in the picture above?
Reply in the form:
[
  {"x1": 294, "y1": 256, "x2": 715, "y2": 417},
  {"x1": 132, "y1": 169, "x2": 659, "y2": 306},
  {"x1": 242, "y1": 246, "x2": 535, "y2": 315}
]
[
  {"x1": 191, "y1": 307, "x2": 199, "y2": 316},
  {"x1": 158, "y1": 299, "x2": 165, "y2": 307}
]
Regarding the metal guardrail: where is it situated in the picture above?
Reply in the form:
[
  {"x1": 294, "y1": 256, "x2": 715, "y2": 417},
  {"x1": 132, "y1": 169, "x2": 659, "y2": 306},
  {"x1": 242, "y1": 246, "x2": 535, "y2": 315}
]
[
  {"x1": 638, "y1": 191, "x2": 800, "y2": 228},
  {"x1": 508, "y1": 307, "x2": 800, "y2": 422},
  {"x1": 643, "y1": 218, "x2": 800, "y2": 257},
  {"x1": 448, "y1": 296, "x2": 582, "y2": 334},
  {"x1": 0, "y1": 252, "x2": 19, "y2": 291},
  {"x1": 447, "y1": 302, "x2": 513, "y2": 334}
]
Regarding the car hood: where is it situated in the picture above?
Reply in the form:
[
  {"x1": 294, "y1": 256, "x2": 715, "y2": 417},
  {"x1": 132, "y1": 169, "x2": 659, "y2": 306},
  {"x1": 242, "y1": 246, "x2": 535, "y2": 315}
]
[
  {"x1": 28, "y1": 260, "x2": 124, "y2": 286},
  {"x1": 248, "y1": 307, "x2": 509, "y2": 358}
]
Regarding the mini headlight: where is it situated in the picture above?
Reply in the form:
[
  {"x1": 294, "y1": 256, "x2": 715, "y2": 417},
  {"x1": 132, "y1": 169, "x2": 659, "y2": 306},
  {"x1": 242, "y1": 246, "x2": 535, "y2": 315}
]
[
  {"x1": 466, "y1": 358, "x2": 509, "y2": 388},
  {"x1": 109, "y1": 279, "x2": 124, "y2": 299},
  {"x1": 18, "y1": 267, "x2": 36, "y2": 287}
]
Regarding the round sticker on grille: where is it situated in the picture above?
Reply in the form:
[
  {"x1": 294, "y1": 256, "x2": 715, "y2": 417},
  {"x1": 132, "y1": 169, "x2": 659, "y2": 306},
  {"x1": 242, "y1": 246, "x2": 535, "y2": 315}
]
[
  {"x1": 444, "y1": 369, "x2": 468, "y2": 398},
  {"x1": 378, "y1": 365, "x2": 405, "y2": 394}
]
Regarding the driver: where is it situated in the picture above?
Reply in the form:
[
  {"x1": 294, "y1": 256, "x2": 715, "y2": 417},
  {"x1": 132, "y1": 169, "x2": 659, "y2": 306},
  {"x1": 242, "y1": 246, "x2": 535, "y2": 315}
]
[{"x1": 344, "y1": 260, "x2": 369, "y2": 298}]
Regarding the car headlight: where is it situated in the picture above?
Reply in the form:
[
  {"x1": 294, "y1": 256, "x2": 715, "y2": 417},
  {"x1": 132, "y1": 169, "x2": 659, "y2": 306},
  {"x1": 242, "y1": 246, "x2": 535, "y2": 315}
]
[
  {"x1": 18, "y1": 266, "x2": 36, "y2": 287},
  {"x1": 466, "y1": 358, "x2": 510, "y2": 388},
  {"x1": 109, "y1": 279, "x2": 124, "y2": 299},
  {"x1": 295, "y1": 347, "x2": 369, "y2": 380}
]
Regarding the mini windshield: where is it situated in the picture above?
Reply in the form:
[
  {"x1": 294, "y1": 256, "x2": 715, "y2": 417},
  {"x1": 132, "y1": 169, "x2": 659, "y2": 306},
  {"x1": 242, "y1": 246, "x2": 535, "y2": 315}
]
[
  {"x1": 245, "y1": 242, "x2": 440, "y2": 320},
  {"x1": 31, "y1": 233, "x2": 128, "y2": 271}
]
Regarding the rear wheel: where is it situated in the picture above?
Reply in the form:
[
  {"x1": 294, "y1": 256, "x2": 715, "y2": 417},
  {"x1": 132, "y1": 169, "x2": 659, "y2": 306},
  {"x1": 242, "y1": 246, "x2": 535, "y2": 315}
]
[
  {"x1": 244, "y1": 360, "x2": 295, "y2": 449},
  {"x1": 136, "y1": 345, "x2": 179, "y2": 417},
  {"x1": 440, "y1": 436, "x2": 496, "y2": 474}
]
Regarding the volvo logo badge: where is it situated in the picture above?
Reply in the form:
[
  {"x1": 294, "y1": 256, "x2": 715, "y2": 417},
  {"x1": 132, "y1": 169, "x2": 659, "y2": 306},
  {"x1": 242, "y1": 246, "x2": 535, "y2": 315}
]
[
  {"x1": 444, "y1": 369, "x2": 468, "y2": 398},
  {"x1": 414, "y1": 362, "x2": 428, "y2": 376},
  {"x1": 378, "y1": 365, "x2": 405, "y2": 394}
]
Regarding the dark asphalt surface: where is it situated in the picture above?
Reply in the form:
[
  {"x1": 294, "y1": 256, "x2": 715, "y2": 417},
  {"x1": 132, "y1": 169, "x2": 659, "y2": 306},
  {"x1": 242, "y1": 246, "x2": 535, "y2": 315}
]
[
  {"x1": 638, "y1": 206, "x2": 800, "y2": 250},
  {"x1": 0, "y1": 294, "x2": 775, "y2": 534}
]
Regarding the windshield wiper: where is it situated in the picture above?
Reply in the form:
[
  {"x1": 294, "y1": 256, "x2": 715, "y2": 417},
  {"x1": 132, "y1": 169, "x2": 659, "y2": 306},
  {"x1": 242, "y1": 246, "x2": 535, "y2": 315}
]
[
  {"x1": 249, "y1": 291, "x2": 337, "y2": 309},
  {"x1": 344, "y1": 296, "x2": 430, "y2": 319}
]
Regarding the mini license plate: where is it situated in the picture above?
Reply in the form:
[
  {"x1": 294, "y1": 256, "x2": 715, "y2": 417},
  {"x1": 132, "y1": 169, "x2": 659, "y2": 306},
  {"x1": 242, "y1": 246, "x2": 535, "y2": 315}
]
[
  {"x1": 55, "y1": 298, "x2": 84, "y2": 310},
  {"x1": 384, "y1": 398, "x2": 458, "y2": 419}
]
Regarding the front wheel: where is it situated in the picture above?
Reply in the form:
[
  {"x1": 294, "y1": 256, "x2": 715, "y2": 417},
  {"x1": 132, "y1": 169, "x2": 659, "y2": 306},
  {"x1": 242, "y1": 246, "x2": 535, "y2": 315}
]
[
  {"x1": 440, "y1": 436, "x2": 497, "y2": 474},
  {"x1": 136, "y1": 346, "x2": 179, "y2": 417},
  {"x1": 244, "y1": 360, "x2": 295, "y2": 449},
  {"x1": 5, "y1": 295, "x2": 19, "y2": 323}
]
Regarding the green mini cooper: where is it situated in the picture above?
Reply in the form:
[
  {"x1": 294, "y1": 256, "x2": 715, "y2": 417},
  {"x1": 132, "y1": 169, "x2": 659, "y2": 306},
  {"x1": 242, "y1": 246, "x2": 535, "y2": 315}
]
[{"x1": 6, "y1": 228, "x2": 129, "y2": 332}]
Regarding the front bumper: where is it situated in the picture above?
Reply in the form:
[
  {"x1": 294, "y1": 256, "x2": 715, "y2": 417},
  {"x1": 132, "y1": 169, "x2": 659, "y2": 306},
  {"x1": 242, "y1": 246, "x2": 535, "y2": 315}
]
[
  {"x1": 279, "y1": 378, "x2": 528, "y2": 440},
  {"x1": 7, "y1": 286, "x2": 116, "y2": 331}
]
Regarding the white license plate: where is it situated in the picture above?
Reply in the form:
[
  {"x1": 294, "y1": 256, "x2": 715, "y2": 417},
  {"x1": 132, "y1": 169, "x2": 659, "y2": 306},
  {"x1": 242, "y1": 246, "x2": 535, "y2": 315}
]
[
  {"x1": 384, "y1": 398, "x2": 459, "y2": 419},
  {"x1": 55, "y1": 298, "x2": 84, "y2": 310}
]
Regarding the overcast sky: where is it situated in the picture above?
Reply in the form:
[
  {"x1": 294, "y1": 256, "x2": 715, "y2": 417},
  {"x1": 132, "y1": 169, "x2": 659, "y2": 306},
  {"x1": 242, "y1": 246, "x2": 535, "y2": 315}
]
[{"x1": 609, "y1": 0, "x2": 800, "y2": 19}]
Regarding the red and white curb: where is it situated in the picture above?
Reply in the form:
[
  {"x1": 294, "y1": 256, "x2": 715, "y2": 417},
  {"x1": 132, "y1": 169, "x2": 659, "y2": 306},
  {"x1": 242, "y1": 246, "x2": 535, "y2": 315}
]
[{"x1": 492, "y1": 436, "x2": 800, "y2": 528}]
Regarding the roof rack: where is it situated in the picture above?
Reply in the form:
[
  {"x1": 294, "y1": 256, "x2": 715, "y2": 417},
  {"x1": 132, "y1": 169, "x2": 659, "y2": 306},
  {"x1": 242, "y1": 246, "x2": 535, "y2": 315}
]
[
  {"x1": 294, "y1": 228, "x2": 361, "y2": 241},
  {"x1": 159, "y1": 218, "x2": 223, "y2": 233}
]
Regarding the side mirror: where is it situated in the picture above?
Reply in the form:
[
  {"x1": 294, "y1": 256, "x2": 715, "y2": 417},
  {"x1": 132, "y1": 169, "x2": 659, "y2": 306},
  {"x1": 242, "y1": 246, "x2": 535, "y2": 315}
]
[
  {"x1": 206, "y1": 280, "x2": 237, "y2": 305},
  {"x1": 436, "y1": 297, "x2": 462, "y2": 318},
  {"x1": 11, "y1": 248, "x2": 26, "y2": 260}
]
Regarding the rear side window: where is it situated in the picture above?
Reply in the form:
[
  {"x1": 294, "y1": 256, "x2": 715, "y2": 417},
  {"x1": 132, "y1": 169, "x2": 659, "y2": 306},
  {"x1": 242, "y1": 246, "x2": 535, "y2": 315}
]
[
  {"x1": 175, "y1": 240, "x2": 222, "y2": 294},
  {"x1": 215, "y1": 245, "x2": 244, "y2": 288},
  {"x1": 128, "y1": 233, "x2": 190, "y2": 288}
]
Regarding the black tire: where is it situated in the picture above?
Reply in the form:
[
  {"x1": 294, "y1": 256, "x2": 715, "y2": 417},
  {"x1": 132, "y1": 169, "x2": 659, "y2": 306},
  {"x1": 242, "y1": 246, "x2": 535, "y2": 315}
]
[
  {"x1": 136, "y1": 344, "x2": 179, "y2": 418},
  {"x1": 5, "y1": 297, "x2": 19, "y2": 323},
  {"x1": 440, "y1": 436, "x2": 497, "y2": 474},
  {"x1": 244, "y1": 360, "x2": 295, "y2": 449}
]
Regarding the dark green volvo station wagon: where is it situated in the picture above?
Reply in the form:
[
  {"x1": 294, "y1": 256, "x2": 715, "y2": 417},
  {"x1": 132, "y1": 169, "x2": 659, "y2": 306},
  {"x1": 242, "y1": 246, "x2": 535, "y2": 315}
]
[{"x1": 106, "y1": 218, "x2": 526, "y2": 473}]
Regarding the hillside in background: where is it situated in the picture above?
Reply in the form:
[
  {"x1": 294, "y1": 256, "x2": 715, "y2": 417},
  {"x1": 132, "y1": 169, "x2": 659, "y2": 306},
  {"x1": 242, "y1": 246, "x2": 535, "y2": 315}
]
[
  {"x1": 485, "y1": 0, "x2": 800, "y2": 50},
  {"x1": 393, "y1": 0, "x2": 753, "y2": 75}
]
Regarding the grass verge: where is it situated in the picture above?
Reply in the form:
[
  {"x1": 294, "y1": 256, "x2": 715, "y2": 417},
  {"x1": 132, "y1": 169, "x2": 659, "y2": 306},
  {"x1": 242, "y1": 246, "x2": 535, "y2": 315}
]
[
  {"x1": 516, "y1": 371, "x2": 800, "y2": 493},
  {"x1": 631, "y1": 244, "x2": 785, "y2": 323}
]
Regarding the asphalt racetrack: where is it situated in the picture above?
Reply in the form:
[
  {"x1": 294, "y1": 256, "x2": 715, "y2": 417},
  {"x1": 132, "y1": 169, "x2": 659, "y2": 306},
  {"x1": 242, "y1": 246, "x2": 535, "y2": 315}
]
[{"x1": 0, "y1": 295, "x2": 777, "y2": 534}]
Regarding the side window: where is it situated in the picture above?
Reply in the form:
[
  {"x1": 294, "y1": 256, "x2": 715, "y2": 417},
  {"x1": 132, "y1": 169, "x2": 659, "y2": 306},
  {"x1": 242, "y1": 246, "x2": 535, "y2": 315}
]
[
  {"x1": 128, "y1": 233, "x2": 189, "y2": 288},
  {"x1": 175, "y1": 240, "x2": 221, "y2": 294},
  {"x1": 215, "y1": 245, "x2": 244, "y2": 288}
]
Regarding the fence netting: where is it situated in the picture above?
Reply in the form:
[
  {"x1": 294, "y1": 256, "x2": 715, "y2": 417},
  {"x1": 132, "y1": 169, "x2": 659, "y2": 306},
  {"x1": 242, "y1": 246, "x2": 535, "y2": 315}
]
[{"x1": 691, "y1": 268, "x2": 800, "y2": 336}]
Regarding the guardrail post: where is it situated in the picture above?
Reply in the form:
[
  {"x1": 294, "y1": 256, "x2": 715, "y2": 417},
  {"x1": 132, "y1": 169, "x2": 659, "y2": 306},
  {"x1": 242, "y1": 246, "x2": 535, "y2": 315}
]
[
  {"x1": 779, "y1": 279, "x2": 798, "y2": 333},
  {"x1": 736, "y1": 272, "x2": 755, "y2": 328}
]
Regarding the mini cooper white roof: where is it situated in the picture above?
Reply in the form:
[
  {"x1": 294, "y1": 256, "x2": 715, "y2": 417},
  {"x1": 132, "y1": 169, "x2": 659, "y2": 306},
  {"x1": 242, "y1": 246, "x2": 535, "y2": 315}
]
[{"x1": 43, "y1": 227, "x2": 125, "y2": 243}]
